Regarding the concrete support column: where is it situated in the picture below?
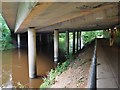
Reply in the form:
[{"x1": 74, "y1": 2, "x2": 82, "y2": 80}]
[
  {"x1": 39, "y1": 34, "x2": 42, "y2": 44},
  {"x1": 73, "y1": 31, "x2": 75, "y2": 54},
  {"x1": 76, "y1": 31, "x2": 79, "y2": 52},
  {"x1": 79, "y1": 31, "x2": 81, "y2": 50},
  {"x1": 17, "y1": 34, "x2": 20, "y2": 48},
  {"x1": 28, "y1": 27, "x2": 37, "y2": 78},
  {"x1": 47, "y1": 34, "x2": 50, "y2": 44},
  {"x1": 54, "y1": 30, "x2": 59, "y2": 62},
  {"x1": 66, "y1": 31, "x2": 69, "y2": 55}
]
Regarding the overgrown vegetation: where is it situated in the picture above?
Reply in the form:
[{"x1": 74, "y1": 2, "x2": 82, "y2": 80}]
[
  {"x1": 40, "y1": 54, "x2": 74, "y2": 88},
  {"x1": 59, "y1": 33, "x2": 66, "y2": 51},
  {"x1": 82, "y1": 30, "x2": 103, "y2": 45},
  {"x1": 59, "y1": 31, "x2": 103, "y2": 53},
  {"x1": 115, "y1": 30, "x2": 120, "y2": 46},
  {"x1": 59, "y1": 32, "x2": 73, "y2": 53},
  {"x1": 40, "y1": 30, "x2": 103, "y2": 88},
  {"x1": 0, "y1": 14, "x2": 13, "y2": 50}
]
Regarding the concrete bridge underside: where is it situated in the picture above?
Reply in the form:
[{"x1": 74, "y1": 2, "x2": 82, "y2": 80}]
[
  {"x1": 1, "y1": 2, "x2": 120, "y2": 87},
  {"x1": 2, "y1": 2, "x2": 120, "y2": 33}
]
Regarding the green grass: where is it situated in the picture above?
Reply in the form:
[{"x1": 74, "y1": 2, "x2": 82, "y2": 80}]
[{"x1": 40, "y1": 58, "x2": 71, "y2": 88}]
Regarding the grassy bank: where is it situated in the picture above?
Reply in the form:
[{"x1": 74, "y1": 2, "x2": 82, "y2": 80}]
[{"x1": 40, "y1": 54, "x2": 74, "y2": 88}]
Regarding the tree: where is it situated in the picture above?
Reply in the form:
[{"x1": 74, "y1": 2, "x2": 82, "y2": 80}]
[
  {"x1": 0, "y1": 14, "x2": 13, "y2": 50},
  {"x1": 82, "y1": 30, "x2": 103, "y2": 44}
]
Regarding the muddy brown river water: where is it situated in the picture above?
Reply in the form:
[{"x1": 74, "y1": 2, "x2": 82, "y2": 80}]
[{"x1": 1, "y1": 46, "x2": 55, "y2": 88}]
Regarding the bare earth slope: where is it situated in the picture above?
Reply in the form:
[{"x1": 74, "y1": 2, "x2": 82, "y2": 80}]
[{"x1": 51, "y1": 45, "x2": 94, "y2": 88}]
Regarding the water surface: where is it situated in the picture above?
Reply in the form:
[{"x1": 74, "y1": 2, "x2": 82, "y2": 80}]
[{"x1": 1, "y1": 46, "x2": 55, "y2": 88}]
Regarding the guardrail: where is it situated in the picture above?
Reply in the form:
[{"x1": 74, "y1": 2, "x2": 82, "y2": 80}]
[{"x1": 87, "y1": 38, "x2": 97, "y2": 90}]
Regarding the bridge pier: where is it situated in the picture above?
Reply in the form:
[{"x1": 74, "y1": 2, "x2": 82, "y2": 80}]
[
  {"x1": 47, "y1": 34, "x2": 50, "y2": 45},
  {"x1": 54, "y1": 30, "x2": 59, "y2": 62},
  {"x1": 76, "y1": 31, "x2": 79, "y2": 52},
  {"x1": 79, "y1": 31, "x2": 81, "y2": 50},
  {"x1": 66, "y1": 31, "x2": 69, "y2": 55},
  {"x1": 17, "y1": 34, "x2": 20, "y2": 48},
  {"x1": 28, "y1": 27, "x2": 37, "y2": 78},
  {"x1": 73, "y1": 31, "x2": 75, "y2": 54},
  {"x1": 39, "y1": 34, "x2": 42, "y2": 44}
]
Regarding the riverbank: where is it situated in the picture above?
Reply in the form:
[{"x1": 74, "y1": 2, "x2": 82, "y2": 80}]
[{"x1": 40, "y1": 43, "x2": 94, "y2": 88}]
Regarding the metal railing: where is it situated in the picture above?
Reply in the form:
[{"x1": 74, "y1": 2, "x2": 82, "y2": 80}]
[{"x1": 87, "y1": 38, "x2": 97, "y2": 90}]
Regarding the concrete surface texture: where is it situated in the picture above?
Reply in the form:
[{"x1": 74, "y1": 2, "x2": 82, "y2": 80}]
[
  {"x1": 2, "y1": 2, "x2": 119, "y2": 33},
  {"x1": 97, "y1": 39, "x2": 119, "y2": 88}
]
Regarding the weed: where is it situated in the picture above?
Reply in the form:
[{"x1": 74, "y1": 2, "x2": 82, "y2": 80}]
[
  {"x1": 14, "y1": 82, "x2": 26, "y2": 88},
  {"x1": 40, "y1": 60, "x2": 70, "y2": 88}
]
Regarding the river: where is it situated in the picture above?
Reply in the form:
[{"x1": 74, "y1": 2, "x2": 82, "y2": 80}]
[{"x1": 1, "y1": 45, "x2": 56, "y2": 88}]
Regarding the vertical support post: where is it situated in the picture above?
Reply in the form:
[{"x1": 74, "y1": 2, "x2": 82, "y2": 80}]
[
  {"x1": 17, "y1": 34, "x2": 20, "y2": 48},
  {"x1": 54, "y1": 30, "x2": 59, "y2": 62},
  {"x1": 73, "y1": 31, "x2": 75, "y2": 54},
  {"x1": 79, "y1": 31, "x2": 81, "y2": 50},
  {"x1": 47, "y1": 33, "x2": 50, "y2": 53},
  {"x1": 66, "y1": 31, "x2": 69, "y2": 55},
  {"x1": 39, "y1": 34, "x2": 42, "y2": 44},
  {"x1": 47, "y1": 34, "x2": 50, "y2": 44},
  {"x1": 28, "y1": 27, "x2": 37, "y2": 78},
  {"x1": 76, "y1": 31, "x2": 79, "y2": 52}
]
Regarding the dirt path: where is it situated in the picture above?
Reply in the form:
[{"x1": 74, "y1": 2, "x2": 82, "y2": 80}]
[{"x1": 51, "y1": 44, "x2": 94, "y2": 88}]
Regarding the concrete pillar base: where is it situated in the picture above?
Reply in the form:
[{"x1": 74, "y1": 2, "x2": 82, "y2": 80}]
[{"x1": 29, "y1": 74, "x2": 37, "y2": 79}]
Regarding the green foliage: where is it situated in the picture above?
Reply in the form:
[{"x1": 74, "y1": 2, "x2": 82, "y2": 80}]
[
  {"x1": 59, "y1": 38, "x2": 66, "y2": 52},
  {"x1": 40, "y1": 60, "x2": 70, "y2": 88},
  {"x1": 59, "y1": 33, "x2": 66, "y2": 52},
  {"x1": 0, "y1": 14, "x2": 13, "y2": 50},
  {"x1": 82, "y1": 30, "x2": 103, "y2": 44},
  {"x1": 115, "y1": 30, "x2": 120, "y2": 46},
  {"x1": 103, "y1": 30, "x2": 110, "y2": 38},
  {"x1": 59, "y1": 32, "x2": 74, "y2": 53},
  {"x1": 59, "y1": 33, "x2": 66, "y2": 38}
]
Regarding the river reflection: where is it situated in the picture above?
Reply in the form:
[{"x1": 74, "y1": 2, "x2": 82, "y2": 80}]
[{"x1": 1, "y1": 45, "x2": 55, "y2": 88}]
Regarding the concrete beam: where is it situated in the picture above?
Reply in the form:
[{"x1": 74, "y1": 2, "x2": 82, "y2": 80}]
[
  {"x1": 66, "y1": 31, "x2": 69, "y2": 55},
  {"x1": 15, "y1": 1, "x2": 38, "y2": 32},
  {"x1": 15, "y1": 3, "x2": 53, "y2": 33},
  {"x1": 38, "y1": 4, "x2": 119, "y2": 32},
  {"x1": 28, "y1": 27, "x2": 37, "y2": 78},
  {"x1": 76, "y1": 31, "x2": 79, "y2": 52},
  {"x1": 79, "y1": 31, "x2": 81, "y2": 50},
  {"x1": 54, "y1": 30, "x2": 59, "y2": 62},
  {"x1": 73, "y1": 31, "x2": 75, "y2": 54}
]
